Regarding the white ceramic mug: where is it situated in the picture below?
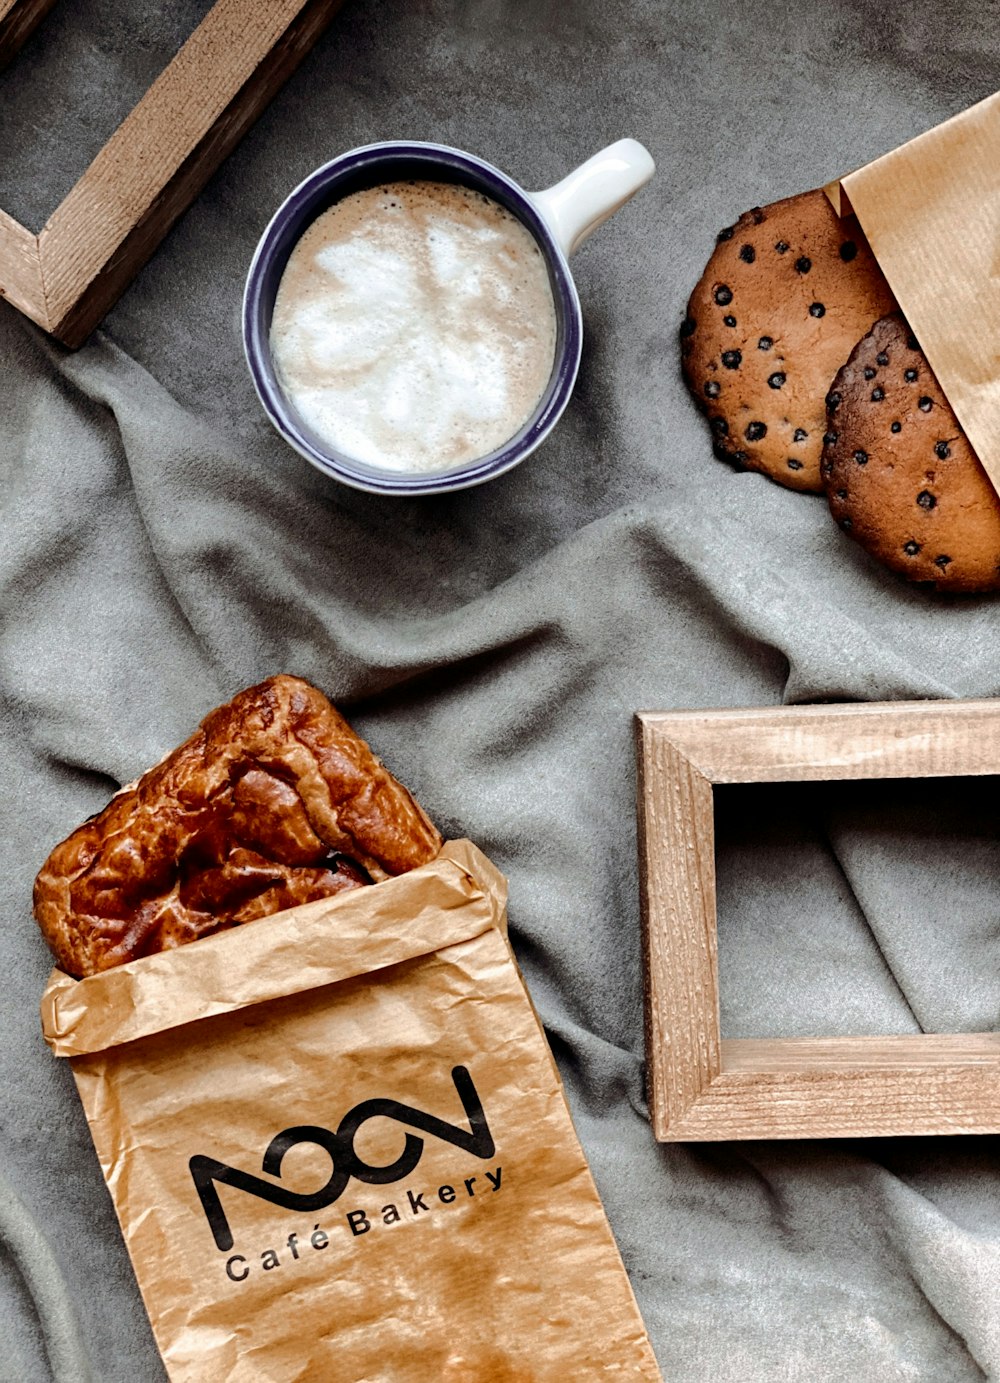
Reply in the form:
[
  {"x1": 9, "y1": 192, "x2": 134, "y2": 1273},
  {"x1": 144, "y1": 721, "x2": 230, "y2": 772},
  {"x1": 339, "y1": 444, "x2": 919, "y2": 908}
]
[{"x1": 244, "y1": 138, "x2": 655, "y2": 495}]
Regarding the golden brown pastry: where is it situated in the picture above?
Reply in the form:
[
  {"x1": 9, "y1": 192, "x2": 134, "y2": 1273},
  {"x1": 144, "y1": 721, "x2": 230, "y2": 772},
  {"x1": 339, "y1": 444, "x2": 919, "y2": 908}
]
[
  {"x1": 34, "y1": 675, "x2": 442, "y2": 977},
  {"x1": 681, "y1": 189, "x2": 896, "y2": 492}
]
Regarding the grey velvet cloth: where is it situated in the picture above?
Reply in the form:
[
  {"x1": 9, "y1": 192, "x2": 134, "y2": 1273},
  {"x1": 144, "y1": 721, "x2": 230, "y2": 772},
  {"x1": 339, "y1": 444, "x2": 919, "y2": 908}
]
[{"x1": 2, "y1": 0, "x2": 999, "y2": 1378}]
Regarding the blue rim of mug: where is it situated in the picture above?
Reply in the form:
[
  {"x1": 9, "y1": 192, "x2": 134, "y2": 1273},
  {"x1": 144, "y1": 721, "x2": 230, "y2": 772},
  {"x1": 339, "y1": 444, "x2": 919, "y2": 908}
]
[{"x1": 242, "y1": 140, "x2": 583, "y2": 496}]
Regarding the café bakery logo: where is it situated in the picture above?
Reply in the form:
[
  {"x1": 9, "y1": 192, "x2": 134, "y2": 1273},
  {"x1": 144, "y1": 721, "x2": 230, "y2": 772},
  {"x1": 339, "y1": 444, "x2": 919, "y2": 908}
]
[{"x1": 189, "y1": 1065, "x2": 499, "y2": 1271}]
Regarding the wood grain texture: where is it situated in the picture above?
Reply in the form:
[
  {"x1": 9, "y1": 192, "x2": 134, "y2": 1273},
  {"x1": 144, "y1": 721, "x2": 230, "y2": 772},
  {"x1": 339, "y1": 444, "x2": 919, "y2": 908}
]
[
  {"x1": 665, "y1": 1036, "x2": 1000, "y2": 1140},
  {"x1": 0, "y1": 0, "x2": 49, "y2": 325},
  {"x1": 724, "y1": 1033, "x2": 1000, "y2": 1070},
  {"x1": 0, "y1": 210, "x2": 46, "y2": 327},
  {"x1": 0, "y1": 0, "x2": 57, "y2": 71},
  {"x1": 636, "y1": 700, "x2": 1000, "y2": 1142},
  {"x1": 41, "y1": 0, "x2": 344, "y2": 346},
  {"x1": 637, "y1": 699, "x2": 1000, "y2": 784},
  {"x1": 636, "y1": 717, "x2": 720, "y2": 1136},
  {"x1": 0, "y1": 0, "x2": 342, "y2": 347}
]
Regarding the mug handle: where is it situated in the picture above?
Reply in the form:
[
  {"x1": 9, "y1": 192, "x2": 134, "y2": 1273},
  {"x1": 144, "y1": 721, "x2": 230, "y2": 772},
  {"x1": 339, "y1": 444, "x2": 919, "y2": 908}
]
[{"x1": 528, "y1": 139, "x2": 655, "y2": 258}]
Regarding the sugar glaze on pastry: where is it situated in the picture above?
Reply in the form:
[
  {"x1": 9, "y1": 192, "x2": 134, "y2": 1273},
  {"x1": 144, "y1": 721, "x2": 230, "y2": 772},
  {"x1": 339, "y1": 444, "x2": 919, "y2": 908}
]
[{"x1": 33, "y1": 675, "x2": 442, "y2": 977}]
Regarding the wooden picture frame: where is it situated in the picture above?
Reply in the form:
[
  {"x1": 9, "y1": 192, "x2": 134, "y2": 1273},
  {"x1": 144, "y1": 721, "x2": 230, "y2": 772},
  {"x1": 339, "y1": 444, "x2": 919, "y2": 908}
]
[
  {"x1": 0, "y1": 0, "x2": 56, "y2": 70},
  {"x1": 0, "y1": 0, "x2": 343, "y2": 348},
  {"x1": 635, "y1": 699, "x2": 1000, "y2": 1141}
]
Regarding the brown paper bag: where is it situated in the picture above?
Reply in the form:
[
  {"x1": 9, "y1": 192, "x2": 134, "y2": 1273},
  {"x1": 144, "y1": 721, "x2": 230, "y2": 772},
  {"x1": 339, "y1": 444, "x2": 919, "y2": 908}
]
[
  {"x1": 826, "y1": 89, "x2": 1000, "y2": 495},
  {"x1": 41, "y1": 840, "x2": 660, "y2": 1382}
]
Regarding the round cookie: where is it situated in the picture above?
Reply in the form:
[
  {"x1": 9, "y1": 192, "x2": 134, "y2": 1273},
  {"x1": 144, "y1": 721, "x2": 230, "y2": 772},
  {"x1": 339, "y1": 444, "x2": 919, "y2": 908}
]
[
  {"x1": 822, "y1": 313, "x2": 1000, "y2": 593},
  {"x1": 680, "y1": 189, "x2": 896, "y2": 492}
]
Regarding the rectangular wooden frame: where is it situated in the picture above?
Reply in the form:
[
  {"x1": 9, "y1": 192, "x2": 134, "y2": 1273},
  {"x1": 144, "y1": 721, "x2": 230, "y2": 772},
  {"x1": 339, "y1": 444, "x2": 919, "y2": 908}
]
[
  {"x1": 636, "y1": 699, "x2": 1000, "y2": 1141},
  {"x1": 0, "y1": 0, "x2": 56, "y2": 69},
  {"x1": 0, "y1": 0, "x2": 342, "y2": 348}
]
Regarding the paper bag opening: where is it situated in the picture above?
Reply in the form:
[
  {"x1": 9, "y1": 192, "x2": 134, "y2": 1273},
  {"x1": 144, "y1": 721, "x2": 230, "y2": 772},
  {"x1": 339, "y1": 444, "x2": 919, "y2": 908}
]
[
  {"x1": 40, "y1": 840, "x2": 506, "y2": 1057},
  {"x1": 41, "y1": 838, "x2": 661, "y2": 1381},
  {"x1": 826, "y1": 89, "x2": 1000, "y2": 497}
]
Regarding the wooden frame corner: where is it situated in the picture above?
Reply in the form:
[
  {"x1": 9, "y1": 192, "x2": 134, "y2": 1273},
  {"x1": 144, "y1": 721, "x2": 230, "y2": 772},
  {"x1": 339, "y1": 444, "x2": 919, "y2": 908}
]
[
  {"x1": 0, "y1": 0, "x2": 343, "y2": 348},
  {"x1": 0, "y1": 0, "x2": 56, "y2": 71},
  {"x1": 636, "y1": 700, "x2": 1000, "y2": 1140}
]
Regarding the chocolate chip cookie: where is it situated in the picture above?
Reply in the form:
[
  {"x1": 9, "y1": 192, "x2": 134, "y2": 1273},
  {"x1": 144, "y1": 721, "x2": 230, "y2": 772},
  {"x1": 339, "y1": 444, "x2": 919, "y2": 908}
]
[
  {"x1": 681, "y1": 189, "x2": 896, "y2": 492},
  {"x1": 823, "y1": 313, "x2": 1000, "y2": 592}
]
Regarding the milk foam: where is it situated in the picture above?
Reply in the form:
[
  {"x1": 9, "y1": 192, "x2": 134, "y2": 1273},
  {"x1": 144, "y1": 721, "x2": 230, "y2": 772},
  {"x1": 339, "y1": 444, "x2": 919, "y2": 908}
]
[{"x1": 270, "y1": 182, "x2": 557, "y2": 473}]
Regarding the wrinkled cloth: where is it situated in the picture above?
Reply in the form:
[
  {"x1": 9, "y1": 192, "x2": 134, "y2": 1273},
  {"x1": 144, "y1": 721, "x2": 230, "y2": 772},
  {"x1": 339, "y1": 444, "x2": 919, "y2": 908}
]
[{"x1": 2, "y1": 0, "x2": 999, "y2": 1379}]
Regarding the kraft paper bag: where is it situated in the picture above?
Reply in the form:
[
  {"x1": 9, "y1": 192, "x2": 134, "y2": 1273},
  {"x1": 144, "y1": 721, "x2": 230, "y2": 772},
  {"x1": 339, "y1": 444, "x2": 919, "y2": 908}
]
[
  {"x1": 41, "y1": 840, "x2": 661, "y2": 1382},
  {"x1": 825, "y1": 88, "x2": 1000, "y2": 496}
]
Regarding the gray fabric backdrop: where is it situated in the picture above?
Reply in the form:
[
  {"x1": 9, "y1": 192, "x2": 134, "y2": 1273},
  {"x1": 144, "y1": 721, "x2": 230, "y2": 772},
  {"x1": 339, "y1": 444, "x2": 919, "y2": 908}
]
[{"x1": 2, "y1": 1, "x2": 999, "y2": 1378}]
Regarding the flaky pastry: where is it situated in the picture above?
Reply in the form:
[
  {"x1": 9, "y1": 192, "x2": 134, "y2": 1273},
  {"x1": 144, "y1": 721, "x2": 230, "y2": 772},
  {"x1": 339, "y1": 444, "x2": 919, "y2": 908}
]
[{"x1": 33, "y1": 675, "x2": 441, "y2": 977}]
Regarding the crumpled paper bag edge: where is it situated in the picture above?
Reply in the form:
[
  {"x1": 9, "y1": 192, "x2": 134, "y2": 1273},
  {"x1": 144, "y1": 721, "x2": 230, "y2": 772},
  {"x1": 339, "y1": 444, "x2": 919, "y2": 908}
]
[
  {"x1": 40, "y1": 839, "x2": 507, "y2": 1058},
  {"x1": 823, "y1": 89, "x2": 1000, "y2": 496}
]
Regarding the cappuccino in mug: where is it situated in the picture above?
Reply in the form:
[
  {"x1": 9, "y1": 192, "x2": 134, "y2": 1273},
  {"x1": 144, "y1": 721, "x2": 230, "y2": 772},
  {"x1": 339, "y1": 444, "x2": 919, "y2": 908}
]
[{"x1": 270, "y1": 181, "x2": 557, "y2": 474}]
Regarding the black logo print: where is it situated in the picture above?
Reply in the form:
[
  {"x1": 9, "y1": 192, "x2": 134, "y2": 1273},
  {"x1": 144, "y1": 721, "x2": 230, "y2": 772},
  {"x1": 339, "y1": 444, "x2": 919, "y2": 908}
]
[{"x1": 189, "y1": 1066, "x2": 494, "y2": 1252}]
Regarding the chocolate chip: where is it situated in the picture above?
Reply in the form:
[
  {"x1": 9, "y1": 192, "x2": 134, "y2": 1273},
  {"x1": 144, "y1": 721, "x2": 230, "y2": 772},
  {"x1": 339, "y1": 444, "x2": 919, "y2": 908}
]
[
  {"x1": 826, "y1": 390, "x2": 841, "y2": 411},
  {"x1": 854, "y1": 449, "x2": 868, "y2": 465},
  {"x1": 836, "y1": 488, "x2": 848, "y2": 499},
  {"x1": 809, "y1": 302, "x2": 826, "y2": 318},
  {"x1": 903, "y1": 541, "x2": 921, "y2": 556},
  {"x1": 876, "y1": 352, "x2": 889, "y2": 366},
  {"x1": 839, "y1": 517, "x2": 852, "y2": 530},
  {"x1": 904, "y1": 368, "x2": 918, "y2": 382},
  {"x1": 704, "y1": 380, "x2": 721, "y2": 399},
  {"x1": 823, "y1": 430, "x2": 838, "y2": 446},
  {"x1": 723, "y1": 314, "x2": 737, "y2": 327},
  {"x1": 768, "y1": 372, "x2": 786, "y2": 389},
  {"x1": 871, "y1": 386, "x2": 885, "y2": 402},
  {"x1": 714, "y1": 285, "x2": 733, "y2": 306},
  {"x1": 795, "y1": 256, "x2": 812, "y2": 274},
  {"x1": 864, "y1": 367, "x2": 876, "y2": 380},
  {"x1": 733, "y1": 449, "x2": 749, "y2": 464},
  {"x1": 711, "y1": 415, "x2": 728, "y2": 434},
  {"x1": 919, "y1": 396, "x2": 933, "y2": 412},
  {"x1": 680, "y1": 316, "x2": 697, "y2": 338},
  {"x1": 839, "y1": 241, "x2": 858, "y2": 261},
  {"x1": 739, "y1": 244, "x2": 756, "y2": 263},
  {"x1": 907, "y1": 332, "x2": 919, "y2": 350},
  {"x1": 934, "y1": 554, "x2": 952, "y2": 569},
  {"x1": 717, "y1": 225, "x2": 735, "y2": 242},
  {"x1": 758, "y1": 336, "x2": 773, "y2": 351},
  {"x1": 775, "y1": 240, "x2": 789, "y2": 254},
  {"x1": 934, "y1": 440, "x2": 951, "y2": 459},
  {"x1": 787, "y1": 458, "x2": 803, "y2": 470},
  {"x1": 917, "y1": 490, "x2": 936, "y2": 509},
  {"x1": 821, "y1": 458, "x2": 834, "y2": 478},
  {"x1": 793, "y1": 428, "x2": 808, "y2": 442},
  {"x1": 745, "y1": 421, "x2": 767, "y2": 441},
  {"x1": 751, "y1": 207, "x2": 765, "y2": 224},
  {"x1": 722, "y1": 350, "x2": 742, "y2": 369},
  {"x1": 891, "y1": 421, "x2": 902, "y2": 433},
  {"x1": 712, "y1": 440, "x2": 732, "y2": 462}
]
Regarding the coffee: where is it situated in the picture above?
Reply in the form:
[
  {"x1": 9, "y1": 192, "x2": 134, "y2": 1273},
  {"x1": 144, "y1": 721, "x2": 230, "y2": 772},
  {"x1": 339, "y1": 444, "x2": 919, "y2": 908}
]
[{"x1": 269, "y1": 181, "x2": 557, "y2": 474}]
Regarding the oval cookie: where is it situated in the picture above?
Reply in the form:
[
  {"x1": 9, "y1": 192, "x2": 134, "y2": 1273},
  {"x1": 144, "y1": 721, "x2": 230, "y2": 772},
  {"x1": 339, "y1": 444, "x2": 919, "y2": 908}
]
[
  {"x1": 823, "y1": 313, "x2": 1000, "y2": 593},
  {"x1": 680, "y1": 189, "x2": 896, "y2": 492}
]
